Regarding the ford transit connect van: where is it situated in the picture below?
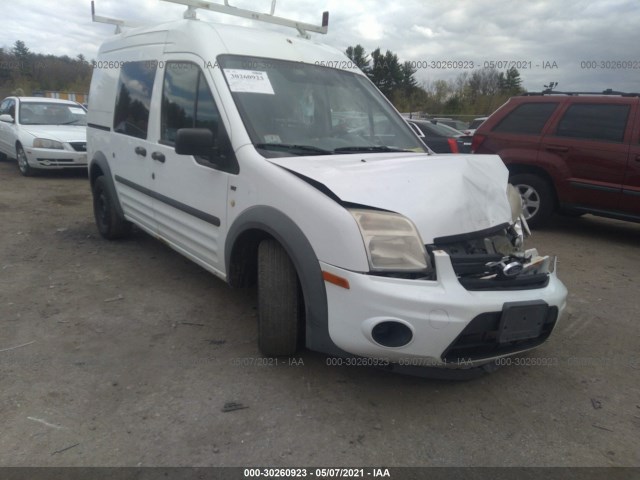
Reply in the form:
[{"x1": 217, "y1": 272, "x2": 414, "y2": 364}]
[{"x1": 87, "y1": 0, "x2": 567, "y2": 374}]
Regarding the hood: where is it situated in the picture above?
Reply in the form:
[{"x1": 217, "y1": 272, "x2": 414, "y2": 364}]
[
  {"x1": 268, "y1": 153, "x2": 512, "y2": 243},
  {"x1": 22, "y1": 125, "x2": 86, "y2": 143}
]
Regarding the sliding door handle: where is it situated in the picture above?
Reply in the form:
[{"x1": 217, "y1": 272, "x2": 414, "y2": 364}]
[{"x1": 134, "y1": 146, "x2": 147, "y2": 157}]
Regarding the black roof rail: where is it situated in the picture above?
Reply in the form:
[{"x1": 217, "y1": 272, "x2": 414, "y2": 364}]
[{"x1": 522, "y1": 89, "x2": 640, "y2": 98}]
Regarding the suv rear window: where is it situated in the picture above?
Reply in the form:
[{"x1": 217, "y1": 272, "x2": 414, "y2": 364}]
[
  {"x1": 493, "y1": 103, "x2": 558, "y2": 135},
  {"x1": 555, "y1": 104, "x2": 630, "y2": 143}
]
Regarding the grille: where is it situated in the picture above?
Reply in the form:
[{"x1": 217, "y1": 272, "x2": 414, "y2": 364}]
[{"x1": 441, "y1": 307, "x2": 558, "y2": 362}]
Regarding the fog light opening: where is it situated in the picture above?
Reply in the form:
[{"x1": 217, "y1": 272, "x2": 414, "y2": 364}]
[{"x1": 371, "y1": 321, "x2": 413, "y2": 348}]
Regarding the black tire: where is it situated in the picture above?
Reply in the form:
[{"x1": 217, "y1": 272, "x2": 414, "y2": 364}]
[
  {"x1": 92, "y1": 176, "x2": 132, "y2": 239},
  {"x1": 257, "y1": 238, "x2": 302, "y2": 357},
  {"x1": 16, "y1": 145, "x2": 34, "y2": 176},
  {"x1": 509, "y1": 173, "x2": 555, "y2": 228}
]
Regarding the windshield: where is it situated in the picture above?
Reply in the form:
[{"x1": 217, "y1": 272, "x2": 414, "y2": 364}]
[
  {"x1": 19, "y1": 102, "x2": 87, "y2": 126},
  {"x1": 218, "y1": 55, "x2": 427, "y2": 157}
]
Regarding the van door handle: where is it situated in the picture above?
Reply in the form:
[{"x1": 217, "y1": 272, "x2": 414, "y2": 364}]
[
  {"x1": 545, "y1": 145, "x2": 569, "y2": 153},
  {"x1": 151, "y1": 152, "x2": 166, "y2": 163},
  {"x1": 134, "y1": 146, "x2": 147, "y2": 157}
]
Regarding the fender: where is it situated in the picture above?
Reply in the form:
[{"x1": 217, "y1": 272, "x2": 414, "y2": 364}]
[
  {"x1": 89, "y1": 151, "x2": 126, "y2": 220},
  {"x1": 225, "y1": 206, "x2": 345, "y2": 356}
]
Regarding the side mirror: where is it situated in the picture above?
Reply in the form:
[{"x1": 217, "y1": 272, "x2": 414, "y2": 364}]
[
  {"x1": 0, "y1": 114, "x2": 14, "y2": 123},
  {"x1": 175, "y1": 128, "x2": 214, "y2": 156}
]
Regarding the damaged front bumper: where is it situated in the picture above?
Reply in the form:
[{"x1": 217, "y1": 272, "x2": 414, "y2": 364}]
[{"x1": 322, "y1": 249, "x2": 568, "y2": 369}]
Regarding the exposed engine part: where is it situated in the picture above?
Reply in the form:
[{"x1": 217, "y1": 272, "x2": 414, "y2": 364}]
[
  {"x1": 428, "y1": 223, "x2": 551, "y2": 290},
  {"x1": 486, "y1": 256, "x2": 525, "y2": 279}
]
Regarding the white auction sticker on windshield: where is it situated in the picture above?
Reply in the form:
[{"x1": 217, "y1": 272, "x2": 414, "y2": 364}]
[
  {"x1": 223, "y1": 69, "x2": 274, "y2": 95},
  {"x1": 69, "y1": 107, "x2": 86, "y2": 115}
]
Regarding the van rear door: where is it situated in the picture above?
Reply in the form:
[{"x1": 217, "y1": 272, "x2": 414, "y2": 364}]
[{"x1": 109, "y1": 60, "x2": 159, "y2": 232}]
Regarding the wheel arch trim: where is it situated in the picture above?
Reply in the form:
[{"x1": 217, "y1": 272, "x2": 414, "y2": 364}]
[
  {"x1": 89, "y1": 152, "x2": 125, "y2": 220},
  {"x1": 225, "y1": 206, "x2": 345, "y2": 356}
]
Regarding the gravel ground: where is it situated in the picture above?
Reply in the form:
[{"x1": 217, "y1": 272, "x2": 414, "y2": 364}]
[{"x1": 0, "y1": 159, "x2": 639, "y2": 468}]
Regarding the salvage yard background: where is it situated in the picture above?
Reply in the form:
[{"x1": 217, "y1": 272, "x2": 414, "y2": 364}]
[{"x1": 0, "y1": 160, "x2": 638, "y2": 467}]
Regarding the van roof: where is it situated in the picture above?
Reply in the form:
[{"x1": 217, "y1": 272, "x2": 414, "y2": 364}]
[{"x1": 98, "y1": 19, "x2": 353, "y2": 71}]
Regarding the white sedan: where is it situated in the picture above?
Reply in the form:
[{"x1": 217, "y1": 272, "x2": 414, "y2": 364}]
[{"x1": 0, "y1": 96, "x2": 88, "y2": 176}]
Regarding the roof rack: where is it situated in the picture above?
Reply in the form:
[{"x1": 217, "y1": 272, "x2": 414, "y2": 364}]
[
  {"x1": 91, "y1": 0, "x2": 329, "y2": 38},
  {"x1": 164, "y1": 0, "x2": 328, "y2": 38},
  {"x1": 523, "y1": 89, "x2": 640, "y2": 98},
  {"x1": 91, "y1": 1, "x2": 141, "y2": 33}
]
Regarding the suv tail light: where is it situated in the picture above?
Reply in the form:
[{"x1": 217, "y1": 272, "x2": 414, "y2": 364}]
[
  {"x1": 447, "y1": 138, "x2": 459, "y2": 153},
  {"x1": 471, "y1": 134, "x2": 486, "y2": 153}
]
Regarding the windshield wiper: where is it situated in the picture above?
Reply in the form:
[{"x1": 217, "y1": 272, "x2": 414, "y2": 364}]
[
  {"x1": 334, "y1": 146, "x2": 411, "y2": 153},
  {"x1": 255, "y1": 143, "x2": 333, "y2": 155},
  {"x1": 60, "y1": 119, "x2": 80, "y2": 125}
]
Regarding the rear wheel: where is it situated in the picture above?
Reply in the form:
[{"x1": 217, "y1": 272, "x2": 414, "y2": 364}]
[
  {"x1": 16, "y1": 145, "x2": 34, "y2": 176},
  {"x1": 257, "y1": 238, "x2": 302, "y2": 357},
  {"x1": 510, "y1": 173, "x2": 555, "y2": 228},
  {"x1": 92, "y1": 176, "x2": 132, "y2": 239}
]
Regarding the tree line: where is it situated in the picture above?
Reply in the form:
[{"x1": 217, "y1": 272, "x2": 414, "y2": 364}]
[
  {"x1": 0, "y1": 40, "x2": 92, "y2": 98},
  {"x1": 346, "y1": 44, "x2": 526, "y2": 116},
  {"x1": 1, "y1": 39, "x2": 527, "y2": 118}
]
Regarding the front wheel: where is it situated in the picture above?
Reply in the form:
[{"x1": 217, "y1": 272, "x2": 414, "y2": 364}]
[
  {"x1": 16, "y1": 145, "x2": 34, "y2": 176},
  {"x1": 509, "y1": 173, "x2": 555, "y2": 228},
  {"x1": 92, "y1": 176, "x2": 132, "y2": 239},
  {"x1": 257, "y1": 238, "x2": 302, "y2": 357}
]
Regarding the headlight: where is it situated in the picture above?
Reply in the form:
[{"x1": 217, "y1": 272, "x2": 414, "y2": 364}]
[
  {"x1": 507, "y1": 183, "x2": 530, "y2": 238},
  {"x1": 507, "y1": 183, "x2": 523, "y2": 222},
  {"x1": 350, "y1": 209, "x2": 429, "y2": 272},
  {"x1": 33, "y1": 138, "x2": 64, "y2": 149}
]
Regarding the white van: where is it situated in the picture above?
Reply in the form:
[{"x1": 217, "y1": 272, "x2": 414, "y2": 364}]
[{"x1": 87, "y1": 0, "x2": 567, "y2": 375}]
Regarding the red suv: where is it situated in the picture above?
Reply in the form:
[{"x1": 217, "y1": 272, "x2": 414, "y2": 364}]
[{"x1": 472, "y1": 91, "x2": 640, "y2": 227}]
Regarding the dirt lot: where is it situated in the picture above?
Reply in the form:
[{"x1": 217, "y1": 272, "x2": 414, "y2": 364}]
[{"x1": 0, "y1": 158, "x2": 639, "y2": 468}]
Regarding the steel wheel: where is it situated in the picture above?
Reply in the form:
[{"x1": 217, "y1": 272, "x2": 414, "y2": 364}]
[
  {"x1": 516, "y1": 184, "x2": 541, "y2": 221},
  {"x1": 509, "y1": 173, "x2": 555, "y2": 228},
  {"x1": 16, "y1": 145, "x2": 33, "y2": 176}
]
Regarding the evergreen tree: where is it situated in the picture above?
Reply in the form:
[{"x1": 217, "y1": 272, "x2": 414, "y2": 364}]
[
  {"x1": 12, "y1": 40, "x2": 30, "y2": 61},
  {"x1": 345, "y1": 45, "x2": 370, "y2": 73}
]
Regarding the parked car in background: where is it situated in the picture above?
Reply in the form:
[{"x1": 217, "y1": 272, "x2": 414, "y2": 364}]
[
  {"x1": 464, "y1": 116, "x2": 488, "y2": 136},
  {"x1": 0, "y1": 97, "x2": 88, "y2": 176},
  {"x1": 410, "y1": 119, "x2": 472, "y2": 153},
  {"x1": 472, "y1": 91, "x2": 640, "y2": 227}
]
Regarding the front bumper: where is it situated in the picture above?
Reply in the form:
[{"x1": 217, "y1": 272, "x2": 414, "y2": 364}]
[
  {"x1": 322, "y1": 250, "x2": 568, "y2": 368},
  {"x1": 24, "y1": 147, "x2": 87, "y2": 169}
]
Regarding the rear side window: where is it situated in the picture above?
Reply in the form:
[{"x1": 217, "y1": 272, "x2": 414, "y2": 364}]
[
  {"x1": 555, "y1": 104, "x2": 630, "y2": 143},
  {"x1": 493, "y1": 102, "x2": 558, "y2": 135},
  {"x1": 113, "y1": 61, "x2": 157, "y2": 139}
]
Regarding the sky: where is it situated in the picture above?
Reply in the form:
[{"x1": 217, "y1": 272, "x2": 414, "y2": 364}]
[{"x1": 1, "y1": 0, "x2": 639, "y2": 93}]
